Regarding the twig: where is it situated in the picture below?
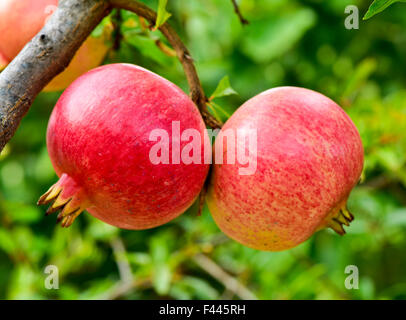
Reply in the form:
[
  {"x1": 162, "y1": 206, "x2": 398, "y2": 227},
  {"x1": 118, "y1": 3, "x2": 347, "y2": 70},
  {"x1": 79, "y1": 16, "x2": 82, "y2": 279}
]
[
  {"x1": 155, "y1": 39, "x2": 177, "y2": 57},
  {"x1": 110, "y1": 0, "x2": 222, "y2": 129},
  {"x1": 102, "y1": 277, "x2": 151, "y2": 300},
  {"x1": 103, "y1": 237, "x2": 149, "y2": 300},
  {"x1": 111, "y1": 238, "x2": 133, "y2": 284},
  {"x1": 220, "y1": 288, "x2": 236, "y2": 300},
  {"x1": 231, "y1": 0, "x2": 249, "y2": 25},
  {"x1": 192, "y1": 253, "x2": 257, "y2": 300},
  {"x1": 104, "y1": 241, "x2": 240, "y2": 299},
  {"x1": 112, "y1": 9, "x2": 123, "y2": 50}
]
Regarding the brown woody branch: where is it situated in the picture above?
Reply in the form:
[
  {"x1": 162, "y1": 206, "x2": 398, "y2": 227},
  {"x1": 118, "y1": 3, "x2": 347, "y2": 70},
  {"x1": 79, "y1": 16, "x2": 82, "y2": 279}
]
[
  {"x1": 111, "y1": 9, "x2": 123, "y2": 51},
  {"x1": 0, "y1": 0, "x2": 222, "y2": 153},
  {"x1": 231, "y1": 0, "x2": 249, "y2": 25},
  {"x1": 192, "y1": 253, "x2": 257, "y2": 300}
]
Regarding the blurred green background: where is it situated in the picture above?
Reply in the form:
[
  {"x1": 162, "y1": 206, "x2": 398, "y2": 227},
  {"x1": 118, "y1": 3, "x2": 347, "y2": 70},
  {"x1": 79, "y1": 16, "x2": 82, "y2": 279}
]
[{"x1": 1, "y1": 0, "x2": 406, "y2": 299}]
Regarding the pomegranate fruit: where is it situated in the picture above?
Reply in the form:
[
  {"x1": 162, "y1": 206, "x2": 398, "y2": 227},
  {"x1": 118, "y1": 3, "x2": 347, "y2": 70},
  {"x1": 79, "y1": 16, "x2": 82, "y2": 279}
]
[
  {"x1": 206, "y1": 87, "x2": 364, "y2": 251},
  {"x1": 38, "y1": 63, "x2": 210, "y2": 229},
  {"x1": 0, "y1": 0, "x2": 111, "y2": 91},
  {"x1": 0, "y1": 50, "x2": 8, "y2": 71}
]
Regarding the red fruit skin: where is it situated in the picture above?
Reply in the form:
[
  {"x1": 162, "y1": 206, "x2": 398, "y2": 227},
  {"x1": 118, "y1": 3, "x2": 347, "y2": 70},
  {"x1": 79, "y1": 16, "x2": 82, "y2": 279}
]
[
  {"x1": 46, "y1": 64, "x2": 210, "y2": 229},
  {"x1": 0, "y1": 0, "x2": 58, "y2": 61},
  {"x1": 0, "y1": 50, "x2": 7, "y2": 70},
  {"x1": 207, "y1": 87, "x2": 364, "y2": 251}
]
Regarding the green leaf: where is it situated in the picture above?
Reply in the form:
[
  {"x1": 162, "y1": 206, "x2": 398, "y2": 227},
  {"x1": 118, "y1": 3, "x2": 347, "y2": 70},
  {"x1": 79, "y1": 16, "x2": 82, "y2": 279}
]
[
  {"x1": 241, "y1": 8, "x2": 316, "y2": 63},
  {"x1": 210, "y1": 76, "x2": 237, "y2": 100},
  {"x1": 342, "y1": 58, "x2": 377, "y2": 99},
  {"x1": 153, "y1": 264, "x2": 171, "y2": 295},
  {"x1": 207, "y1": 103, "x2": 222, "y2": 123},
  {"x1": 125, "y1": 34, "x2": 173, "y2": 66},
  {"x1": 209, "y1": 101, "x2": 231, "y2": 119},
  {"x1": 154, "y1": 0, "x2": 172, "y2": 30},
  {"x1": 127, "y1": 252, "x2": 152, "y2": 266},
  {"x1": 0, "y1": 229, "x2": 16, "y2": 255},
  {"x1": 3, "y1": 201, "x2": 41, "y2": 224},
  {"x1": 86, "y1": 218, "x2": 118, "y2": 241},
  {"x1": 364, "y1": 0, "x2": 406, "y2": 20},
  {"x1": 180, "y1": 277, "x2": 219, "y2": 299}
]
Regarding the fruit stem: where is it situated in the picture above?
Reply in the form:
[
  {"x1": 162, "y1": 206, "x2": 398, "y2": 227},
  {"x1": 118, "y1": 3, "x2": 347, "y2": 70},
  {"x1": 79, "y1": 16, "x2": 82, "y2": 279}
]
[
  {"x1": 37, "y1": 174, "x2": 89, "y2": 228},
  {"x1": 109, "y1": 0, "x2": 223, "y2": 129}
]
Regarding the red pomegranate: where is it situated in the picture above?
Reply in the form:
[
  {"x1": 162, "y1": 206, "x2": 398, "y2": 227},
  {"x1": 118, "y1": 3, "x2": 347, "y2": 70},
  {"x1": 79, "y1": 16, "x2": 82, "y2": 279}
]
[
  {"x1": 206, "y1": 87, "x2": 364, "y2": 251},
  {"x1": 0, "y1": 0, "x2": 58, "y2": 62},
  {"x1": 38, "y1": 63, "x2": 210, "y2": 229},
  {"x1": 0, "y1": 50, "x2": 8, "y2": 70}
]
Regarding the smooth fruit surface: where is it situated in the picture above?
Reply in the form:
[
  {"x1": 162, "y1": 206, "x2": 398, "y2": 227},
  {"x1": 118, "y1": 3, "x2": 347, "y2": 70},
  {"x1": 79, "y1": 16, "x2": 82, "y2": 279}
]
[
  {"x1": 207, "y1": 87, "x2": 364, "y2": 251},
  {"x1": 0, "y1": 50, "x2": 7, "y2": 71},
  {"x1": 40, "y1": 63, "x2": 210, "y2": 229},
  {"x1": 0, "y1": 0, "x2": 58, "y2": 61},
  {"x1": 0, "y1": 0, "x2": 110, "y2": 91}
]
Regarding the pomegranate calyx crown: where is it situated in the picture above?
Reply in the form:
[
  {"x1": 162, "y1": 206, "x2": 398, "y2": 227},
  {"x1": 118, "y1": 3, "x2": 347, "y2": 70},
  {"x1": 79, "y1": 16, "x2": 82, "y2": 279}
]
[
  {"x1": 326, "y1": 205, "x2": 354, "y2": 236},
  {"x1": 37, "y1": 173, "x2": 89, "y2": 227}
]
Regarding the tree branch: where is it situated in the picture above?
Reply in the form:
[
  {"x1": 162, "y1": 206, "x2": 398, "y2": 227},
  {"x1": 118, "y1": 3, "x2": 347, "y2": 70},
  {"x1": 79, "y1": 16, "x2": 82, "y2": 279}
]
[
  {"x1": 0, "y1": 0, "x2": 111, "y2": 152},
  {"x1": 109, "y1": 0, "x2": 222, "y2": 129},
  {"x1": 192, "y1": 253, "x2": 257, "y2": 300},
  {"x1": 111, "y1": 9, "x2": 123, "y2": 51},
  {"x1": 110, "y1": 237, "x2": 134, "y2": 285},
  {"x1": 231, "y1": 0, "x2": 249, "y2": 25}
]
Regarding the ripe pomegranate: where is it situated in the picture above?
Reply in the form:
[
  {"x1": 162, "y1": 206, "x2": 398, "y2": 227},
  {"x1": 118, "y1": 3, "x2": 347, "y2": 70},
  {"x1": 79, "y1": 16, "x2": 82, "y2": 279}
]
[
  {"x1": 38, "y1": 63, "x2": 210, "y2": 229},
  {"x1": 206, "y1": 87, "x2": 364, "y2": 251},
  {"x1": 0, "y1": 51, "x2": 7, "y2": 70},
  {"x1": 0, "y1": 0, "x2": 111, "y2": 91}
]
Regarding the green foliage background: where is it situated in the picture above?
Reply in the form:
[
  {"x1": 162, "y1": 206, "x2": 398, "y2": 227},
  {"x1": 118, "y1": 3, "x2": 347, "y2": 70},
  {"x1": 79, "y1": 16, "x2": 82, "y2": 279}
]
[{"x1": 1, "y1": 0, "x2": 406, "y2": 300}]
